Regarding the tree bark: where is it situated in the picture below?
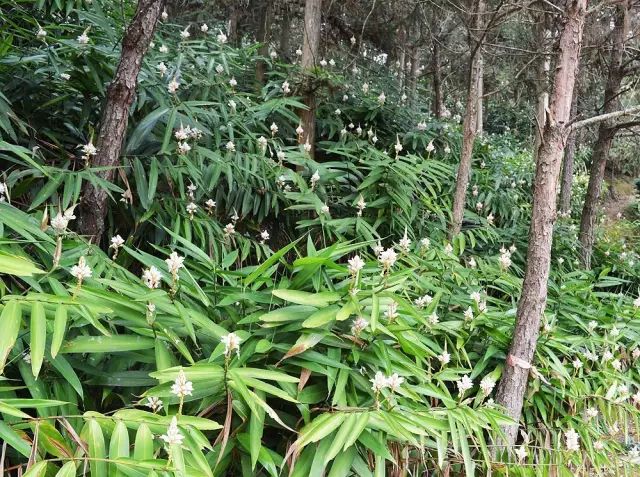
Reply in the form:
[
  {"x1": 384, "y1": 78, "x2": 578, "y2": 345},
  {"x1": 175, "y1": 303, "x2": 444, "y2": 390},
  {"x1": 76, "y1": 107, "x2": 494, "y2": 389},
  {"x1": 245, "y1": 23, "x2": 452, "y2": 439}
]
[
  {"x1": 78, "y1": 0, "x2": 165, "y2": 242},
  {"x1": 475, "y1": 56, "x2": 483, "y2": 134},
  {"x1": 298, "y1": 0, "x2": 322, "y2": 159},
  {"x1": 533, "y1": 16, "x2": 551, "y2": 163},
  {"x1": 255, "y1": 0, "x2": 272, "y2": 84},
  {"x1": 432, "y1": 40, "x2": 444, "y2": 118},
  {"x1": 578, "y1": 0, "x2": 629, "y2": 268},
  {"x1": 279, "y1": 7, "x2": 292, "y2": 60},
  {"x1": 559, "y1": 91, "x2": 579, "y2": 214},
  {"x1": 494, "y1": 0, "x2": 586, "y2": 448},
  {"x1": 449, "y1": 0, "x2": 484, "y2": 237}
]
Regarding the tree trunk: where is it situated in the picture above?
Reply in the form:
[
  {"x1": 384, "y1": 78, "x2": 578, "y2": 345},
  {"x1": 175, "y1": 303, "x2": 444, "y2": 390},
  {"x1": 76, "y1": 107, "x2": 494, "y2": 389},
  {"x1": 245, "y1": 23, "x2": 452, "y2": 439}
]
[
  {"x1": 255, "y1": 0, "x2": 272, "y2": 84},
  {"x1": 432, "y1": 40, "x2": 444, "y2": 118},
  {"x1": 533, "y1": 17, "x2": 551, "y2": 163},
  {"x1": 78, "y1": 0, "x2": 165, "y2": 242},
  {"x1": 494, "y1": 0, "x2": 586, "y2": 448},
  {"x1": 449, "y1": 0, "x2": 484, "y2": 237},
  {"x1": 279, "y1": 7, "x2": 292, "y2": 60},
  {"x1": 409, "y1": 49, "x2": 421, "y2": 102},
  {"x1": 475, "y1": 56, "x2": 483, "y2": 134},
  {"x1": 298, "y1": 0, "x2": 322, "y2": 159},
  {"x1": 559, "y1": 91, "x2": 579, "y2": 214},
  {"x1": 578, "y1": 0, "x2": 629, "y2": 268},
  {"x1": 228, "y1": 4, "x2": 240, "y2": 46}
]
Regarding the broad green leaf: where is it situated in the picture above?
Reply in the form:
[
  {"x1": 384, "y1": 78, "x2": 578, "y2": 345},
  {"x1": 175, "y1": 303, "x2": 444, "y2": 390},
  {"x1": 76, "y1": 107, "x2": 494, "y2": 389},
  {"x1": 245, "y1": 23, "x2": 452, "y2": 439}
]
[
  {"x1": 86, "y1": 419, "x2": 107, "y2": 476},
  {"x1": 54, "y1": 462, "x2": 77, "y2": 477},
  {"x1": 273, "y1": 289, "x2": 341, "y2": 307},
  {"x1": 0, "y1": 300, "x2": 21, "y2": 372},
  {"x1": 0, "y1": 252, "x2": 43, "y2": 276},
  {"x1": 134, "y1": 423, "x2": 154, "y2": 461},
  {"x1": 62, "y1": 335, "x2": 155, "y2": 353},
  {"x1": 22, "y1": 461, "x2": 47, "y2": 477},
  {"x1": 30, "y1": 301, "x2": 46, "y2": 378},
  {"x1": 50, "y1": 305, "x2": 67, "y2": 359}
]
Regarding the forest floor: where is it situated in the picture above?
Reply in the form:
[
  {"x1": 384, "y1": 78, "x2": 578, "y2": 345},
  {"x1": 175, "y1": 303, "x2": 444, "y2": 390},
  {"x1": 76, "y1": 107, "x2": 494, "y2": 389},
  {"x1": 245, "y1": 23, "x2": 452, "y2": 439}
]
[{"x1": 603, "y1": 177, "x2": 637, "y2": 220}]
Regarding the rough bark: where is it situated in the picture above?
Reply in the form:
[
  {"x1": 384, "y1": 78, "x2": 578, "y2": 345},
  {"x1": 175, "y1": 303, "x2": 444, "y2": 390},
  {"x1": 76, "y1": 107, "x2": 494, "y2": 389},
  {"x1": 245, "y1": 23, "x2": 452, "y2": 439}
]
[
  {"x1": 449, "y1": 0, "x2": 484, "y2": 237},
  {"x1": 279, "y1": 7, "x2": 292, "y2": 60},
  {"x1": 559, "y1": 91, "x2": 579, "y2": 213},
  {"x1": 255, "y1": 0, "x2": 272, "y2": 84},
  {"x1": 533, "y1": 17, "x2": 551, "y2": 163},
  {"x1": 78, "y1": 0, "x2": 165, "y2": 242},
  {"x1": 432, "y1": 40, "x2": 444, "y2": 118},
  {"x1": 578, "y1": 0, "x2": 629, "y2": 268},
  {"x1": 494, "y1": 0, "x2": 586, "y2": 448},
  {"x1": 298, "y1": 0, "x2": 322, "y2": 159},
  {"x1": 475, "y1": 56, "x2": 483, "y2": 134}
]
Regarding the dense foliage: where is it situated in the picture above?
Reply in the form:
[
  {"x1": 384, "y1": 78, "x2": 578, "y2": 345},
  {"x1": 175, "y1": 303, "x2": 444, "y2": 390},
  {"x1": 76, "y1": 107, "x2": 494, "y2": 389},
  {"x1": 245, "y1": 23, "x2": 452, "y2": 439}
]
[{"x1": 1, "y1": 1, "x2": 640, "y2": 476}]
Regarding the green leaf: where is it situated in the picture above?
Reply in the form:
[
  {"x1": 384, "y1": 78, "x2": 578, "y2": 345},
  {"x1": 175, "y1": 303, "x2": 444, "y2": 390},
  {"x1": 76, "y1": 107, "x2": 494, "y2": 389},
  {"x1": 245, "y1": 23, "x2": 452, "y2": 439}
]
[
  {"x1": 85, "y1": 419, "x2": 107, "y2": 477},
  {"x1": 302, "y1": 306, "x2": 339, "y2": 328},
  {"x1": 0, "y1": 252, "x2": 43, "y2": 276},
  {"x1": 110, "y1": 420, "x2": 130, "y2": 476},
  {"x1": 22, "y1": 461, "x2": 48, "y2": 477},
  {"x1": 30, "y1": 301, "x2": 46, "y2": 378},
  {"x1": 134, "y1": 423, "x2": 154, "y2": 461},
  {"x1": 273, "y1": 289, "x2": 341, "y2": 307},
  {"x1": 50, "y1": 305, "x2": 67, "y2": 359},
  {"x1": 62, "y1": 335, "x2": 155, "y2": 353},
  {"x1": 0, "y1": 300, "x2": 21, "y2": 372},
  {"x1": 54, "y1": 462, "x2": 77, "y2": 477}
]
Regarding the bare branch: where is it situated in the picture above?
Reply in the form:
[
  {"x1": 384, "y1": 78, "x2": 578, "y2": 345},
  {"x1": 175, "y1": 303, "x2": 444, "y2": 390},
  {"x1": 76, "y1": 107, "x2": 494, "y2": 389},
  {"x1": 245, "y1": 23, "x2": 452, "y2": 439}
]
[{"x1": 570, "y1": 105, "x2": 640, "y2": 130}]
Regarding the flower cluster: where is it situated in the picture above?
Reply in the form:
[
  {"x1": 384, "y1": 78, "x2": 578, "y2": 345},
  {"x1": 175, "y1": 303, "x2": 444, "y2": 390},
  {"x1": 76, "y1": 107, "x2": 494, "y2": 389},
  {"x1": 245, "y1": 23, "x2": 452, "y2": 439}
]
[{"x1": 370, "y1": 371, "x2": 404, "y2": 393}]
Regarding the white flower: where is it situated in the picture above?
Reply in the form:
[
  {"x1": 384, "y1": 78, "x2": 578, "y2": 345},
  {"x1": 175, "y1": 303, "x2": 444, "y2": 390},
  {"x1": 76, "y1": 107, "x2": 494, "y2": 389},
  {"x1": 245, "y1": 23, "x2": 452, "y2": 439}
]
[
  {"x1": 329, "y1": 59, "x2": 336, "y2": 67},
  {"x1": 224, "y1": 223, "x2": 235, "y2": 236},
  {"x1": 428, "y1": 312, "x2": 439, "y2": 325},
  {"x1": 282, "y1": 81, "x2": 291, "y2": 94},
  {"x1": 348, "y1": 255, "x2": 365, "y2": 276},
  {"x1": 200, "y1": 23, "x2": 209, "y2": 33},
  {"x1": 351, "y1": 317, "x2": 368, "y2": 335},
  {"x1": 226, "y1": 141, "x2": 235, "y2": 152},
  {"x1": 343, "y1": 94, "x2": 349, "y2": 102},
  {"x1": 77, "y1": 32, "x2": 90, "y2": 44},
  {"x1": 457, "y1": 375, "x2": 473, "y2": 394},
  {"x1": 633, "y1": 391, "x2": 640, "y2": 405},
  {"x1": 350, "y1": 36, "x2": 356, "y2": 45},
  {"x1": 585, "y1": 407, "x2": 598, "y2": 419},
  {"x1": 295, "y1": 48, "x2": 303, "y2": 56},
  {"x1": 70, "y1": 256, "x2": 92, "y2": 281},
  {"x1": 180, "y1": 27, "x2": 190, "y2": 39},
  {"x1": 385, "y1": 301, "x2": 399, "y2": 321},
  {"x1": 319, "y1": 58, "x2": 327, "y2": 67},
  {"x1": 310, "y1": 170, "x2": 320, "y2": 189},
  {"x1": 426, "y1": 140, "x2": 435, "y2": 153},
  {"x1": 81, "y1": 141, "x2": 97, "y2": 158},
  {"x1": 356, "y1": 195, "x2": 366, "y2": 216},
  {"x1": 468, "y1": 257, "x2": 477, "y2": 268},
  {"x1": 633, "y1": 348, "x2": 640, "y2": 359},
  {"x1": 398, "y1": 228, "x2": 411, "y2": 252},
  {"x1": 565, "y1": 428, "x2": 580, "y2": 451},
  {"x1": 335, "y1": 108, "x2": 342, "y2": 116},
  {"x1": 414, "y1": 294, "x2": 433, "y2": 309},
  {"x1": 602, "y1": 350, "x2": 614, "y2": 362},
  {"x1": 320, "y1": 203, "x2": 330, "y2": 215},
  {"x1": 362, "y1": 83, "x2": 369, "y2": 93},
  {"x1": 370, "y1": 371, "x2": 387, "y2": 392},
  {"x1": 36, "y1": 28, "x2": 47, "y2": 39},
  {"x1": 159, "y1": 44, "x2": 168, "y2": 54},
  {"x1": 487, "y1": 213, "x2": 494, "y2": 225},
  {"x1": 356, "y1": 125, "x2": 362, "y2": 136},
  {"x1": 499, "y1": 250, "x2": 512, "y2": 270},
  {"x1": 634, "y1": 295, "x2": 640, "y2": 307},
  {"x1": 260, "y1": 230, "x2": 270, "y2": 243},
  {"x1": 177, "y1": 141, "x2": 191, "y2": 155},
  {"x1": 221, "y1": 332, "x2": 241, "y2": 357},
  {"x1": 515, "y1": 445, "x2": 527, "y2": 463},
  {"x1": 60, "y1": 73, "x2": 71, "y2": 80},
  {"x1": 160, "y1": 416, "x2": 184, "y2": 446},
  {"x1": 161, "y1": 10, "x2": 168, "y2": 20},
  {"x1": 438, "y1": 351, "x2": 451, "y2": 365},
  {"x1": 594, "y1": 440, "x2": 605, "y2": 451},
  {"x1": 157, "y1": 62, "x2": 168, "y2": 76},
  {"x1": 394, "y1": 136, "x2": 403, "y2": 154},
  {"x1": 145, "y1": 396, "x2": 163, "y2": 412},
  {"x1": 167, "y1": 78, "x2": 180, "y2": 93},
  {"x1": 340, "y1": 128, "x2": 347, "y2": 136},
  {"x1": 215, "y1": 64, "x2": 225, "y2": 75},
  {"x1": 480, "y1": 376, "x2": 495, "y2": 395},
  {"x1": 170, "y1": 369, "x2": 193, "y2": 398},
  {"x1": 444, "y1": 146, "x2": 451, "y2": 154},
  {"x1": 572, "y1": 358, "x2": 582, "y2": 369},
  {"x1": 378, "y1": 248, "x2": 397, "y2": 272},
  {"x1": 377, "y1": 92, "x2": 386, "y2": 104},
  {"x1": 217, "y1": 31, "x2": 228, "y2": 43},
  {"x1": 186, "y1": 202, "x2": 197, "y2": 219},
  {"x1": 51, "y1": 206, "x2": 76, "y2": 234},
  {"x1": 420, "y1": 238, "x2": 430, "y2": 249},
  {"x1": 295, "y1": 125, "x2": 304, "y2": 136},
  {"x1": 464, "y1": 307, "x2": 474, "y2": 321},
  {"x1": 612, "y1": 359, "x2": 622, "y2": 371},
  {"x1": 270, "y1": 51, "x2": 277, "y2": 59},
  {"x1": 386, "y1": 373, "x2": 404, "y2": 392},
  {"x1": 588, "y1": 320, "x2": 598, "y2": 330},
  {"x1": 229, "y1": 77, "x2": 237, "y2": 87},
  {"x1": 610, "y1": 326, "x2": 620, "y2": 337},
  {"x1": 372, "y1": 241, "x2": 384, "y2": 257},
  {"x1": 142, "y1": 266, "x2": 162, "y2": 289},
  {"x1": 303, "y1": 141, "x2": 312, "y2": 152},
  {"x1": 401, "y1": 93, "x2": 407, "y2": 102},
  {"x1": 276, "y1": 150, "x2": 285, "y2": 162},
  {"x1": 444, "y1": 243, "x2": 454, "y2": 255},
  {"x1": 165, "y1": 251, "x2": 185, "y2": 276},
  {"x1": 270, "y1": 122, "x2": 278, "y2": 135},
  {"x1": 476, "y1": 202, "x2": 483, "y2": 212}
]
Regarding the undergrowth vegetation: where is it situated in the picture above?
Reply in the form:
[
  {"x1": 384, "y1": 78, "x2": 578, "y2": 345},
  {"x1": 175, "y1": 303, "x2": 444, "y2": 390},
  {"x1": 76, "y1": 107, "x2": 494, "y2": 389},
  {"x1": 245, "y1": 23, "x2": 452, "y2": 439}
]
[{"x1": 1, "y1": 1, "x2": 640, "y2": 476}]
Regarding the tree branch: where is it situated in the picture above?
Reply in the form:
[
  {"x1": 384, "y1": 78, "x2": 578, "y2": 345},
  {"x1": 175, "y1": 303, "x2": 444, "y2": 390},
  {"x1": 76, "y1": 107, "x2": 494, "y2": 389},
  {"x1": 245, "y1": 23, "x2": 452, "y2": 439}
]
[{"x1": 570, "y1": 105, "x2": 640, "y2": 130}]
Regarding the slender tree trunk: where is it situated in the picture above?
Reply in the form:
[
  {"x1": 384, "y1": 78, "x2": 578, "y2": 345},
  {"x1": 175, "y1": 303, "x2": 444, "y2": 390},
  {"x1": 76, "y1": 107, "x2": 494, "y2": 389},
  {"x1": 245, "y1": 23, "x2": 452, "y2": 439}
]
[
  {"x1": 494, "y1": 0, "x2": 586, "y2": 448},
  {"x1": 432, "y1": 40, "x2": 444, "y2": 118},
  {"x1": 298, "y1": 0, "x2": 322, "y2": 158},
  {"x1": 533, "y1": 18, "x2": 551, "y2": 163},
  {"x1": 475, "y1": 56, "x2": 483, "y2": 134},
  {"x1": 409, "y1": 49, "x2": 421, "y2": 102},
  {"x1": 228, "y1": 5, "x2": 240, "y2": 46},
  {"x1": 255, "y1": 0, "x2": 272, "y2": 84},
  {"x1": 449, "y1": 0, "x2": 485, "y2": 237},
  {"x1": 578, "y1": 0, "x2": 629, "y2": 268},
  {"x1": 279, "y1": 7, "x2": 292, "y2": 60},
  {"x1": 78, "y1": 0, "x2": 165, "y2": 241},
  {"x1": 559, "y1": 91, "x2": 579, "y2": 214}
]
